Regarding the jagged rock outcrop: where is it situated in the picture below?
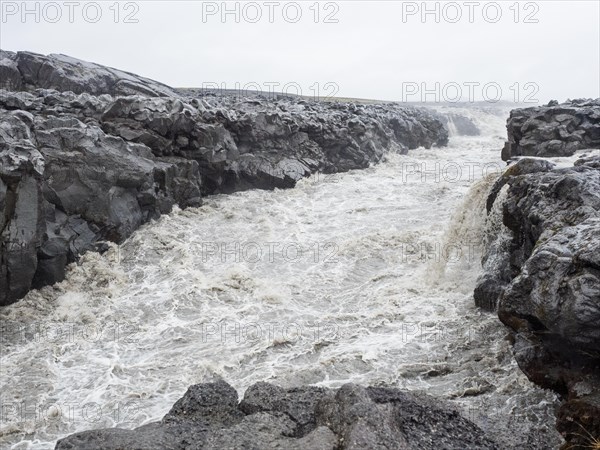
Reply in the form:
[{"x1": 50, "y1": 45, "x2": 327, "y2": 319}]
[
  {"x1": 0, "y1": 50, "x2": 180, "y2": 97},
  {"x1": 474, "y1": 99, "x2": 600, "y2": 448},
  {"x1": 474, "y1": 158, "x2": 557, "y2": 311},
  {"x1": 0, "y1": 51, "x2": 448, "y2": 305},
  {"x1": 495, "y1": 159, "x2": 600, "y2": 448},
  {"x1": 476, "y1": 98, "x2": 600, "y2": 447},
  {"x1": 0, "y1": 108, "x2": 202, "y2": 305},
  {"x1": 477, "y1": 153, "x2": 600, "y2": 317},
  {"x1": 501, "y1": 99, "x2": 600, "y2": 161},
  {"x1": 55, "y1": 380, "x2": 498, "y2": 450}
]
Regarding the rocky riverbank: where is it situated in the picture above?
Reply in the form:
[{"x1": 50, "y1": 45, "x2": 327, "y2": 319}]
[
  {"x1": 0, "y1": 50, "x2": 448, "y2": 306},
  {"x1": 55, "y1": 379, "x2": 499, "y2": 450},
  {"x1": 476, "y1": 101, "x2": 600, "y2": 449},
  {"x1": 501, "y1": 99, "x2": 600, "y2": 160}
]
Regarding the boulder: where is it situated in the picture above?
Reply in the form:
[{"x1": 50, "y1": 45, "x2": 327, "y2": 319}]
[
  {"x1": 55, "y1": 380, "x2": 498, "y2": 450},
  {"x1": 0, "y1": 50, "x2": 22, "y2": 91}
]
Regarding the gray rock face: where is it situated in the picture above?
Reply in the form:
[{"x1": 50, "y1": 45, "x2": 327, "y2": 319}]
[
  {"x1": 501, "y1": 99, "x2": 600, "y2": 161},
  {"x1": 0, "y1": 107, "x2": 202, "y2": 306},
  {"x1": 1, "y1": 50, "x2": 179, "y2": 97},
  {"x1": 474, "y1": 158, "x2": 557, "y2": 311},
  {"x1": 0, "y1": 51, "x2": 448, "y2": 305},
  {"x1": 55, "y1": 380, "x2": 498, "y2": 450},
  {"x1": 0, "y1": 50, "x2": 22, "y2": 91},
  {"x1": 477, "y1": 153, "x2": 600, "y2": 448},
  {"x1": 99, "y1": 94, "x2": 447, "y2": 194}
]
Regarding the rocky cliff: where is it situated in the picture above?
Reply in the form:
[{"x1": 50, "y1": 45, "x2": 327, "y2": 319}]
[
  {"x1": 0, "y1": 50, "x2": 448, "y2": 306},
  {"x1": 501, "y1": 99, "x2": 600, "y2": 160},
  {"x1": 476, "y1": 100, "x2": 600, "y2": 449}
]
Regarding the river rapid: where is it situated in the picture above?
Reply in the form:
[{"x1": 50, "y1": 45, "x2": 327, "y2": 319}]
[{"x1": 0, "y1": 105, "x2": 562, "y2": 449}]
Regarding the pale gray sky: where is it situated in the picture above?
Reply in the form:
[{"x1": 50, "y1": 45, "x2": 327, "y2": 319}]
[{"x1": 1, "y1": 1, "x2": 599, "y2": 103}]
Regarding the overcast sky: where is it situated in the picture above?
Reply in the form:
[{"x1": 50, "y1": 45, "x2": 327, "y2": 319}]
[{"x1": 1, "y1": 1, "x2": 599, "y2": 103}]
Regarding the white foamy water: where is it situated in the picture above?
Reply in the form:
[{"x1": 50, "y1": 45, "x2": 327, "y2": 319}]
[{"x1": 0, "y1": 106, "x2": 561, "y2": 449}]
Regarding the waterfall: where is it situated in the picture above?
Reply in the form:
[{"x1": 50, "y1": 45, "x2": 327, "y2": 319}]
[
  {"x1": 446, "y1": 115, "x2": 459, "y2": 137},
  {"x1": 429, "y1": 172, "x2": 501, "y2": 283}
]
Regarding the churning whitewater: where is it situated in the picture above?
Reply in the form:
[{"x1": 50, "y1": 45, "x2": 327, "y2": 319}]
[{"x1": 0, "y1": 107, "x2": 561, "y2": 449}]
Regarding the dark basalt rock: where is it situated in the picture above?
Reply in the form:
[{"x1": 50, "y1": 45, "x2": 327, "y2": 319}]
[
  {"x1": 98, "y1": 95, "x2": 447, "y2": 195},
  {"x1": 474, "y1": 158, "x2": 557, "y2": 311},
  {"x1": 501, "y1": 99, "x2": 600, "y2": 161},
  {"x1": 1, "y1": 50, "x2": 180, "y2": 97},
  {"x1": 0, "y1": 108, "x2": 203, "y2": 306},
  {"x1": 0, "y1": 50, "x2": 22, "y2": 91},
  {"x1": 477, "y1": 153, "x2": 600, "y2": 448},
  {"x1": 0, "y1": 51, "x2": 448, "y2": 306},
  {"x1": 55, "y1": 380, "x2": 499, "y2": 450}
]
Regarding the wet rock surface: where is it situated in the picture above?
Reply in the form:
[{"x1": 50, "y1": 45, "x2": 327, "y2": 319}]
[
  {"x1": 98, "y1": 93, "x2": 448, "y2": 195},
  {"x1": 55, "y1": 380, "x2": 499, "y2": 450},
  {"x1": 495, "y1": 163, "x2": 600, "y2": 448},
  {"x1": 477, "y1": 99, "x2": 600, "y2": 448},
  {"x1": 0, "y1": 106, "x2": 202, "y2": 306},
  {"x1": 0, "y1": 51, "x2": 448, "y2": 306},
  {"x1": 474, "y1": 157, "x2": 557, "y2": 311},
  {"x1": 501, "y1": 99, "x2": 600, "y2": 161},
  {"x1": 0, "y1": 50, "x2": 180, "y2": 97}
]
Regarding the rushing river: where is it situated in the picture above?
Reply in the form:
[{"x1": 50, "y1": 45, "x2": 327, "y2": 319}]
[{"x1": 0, "y1": 106, "x2": 562, "y2": 449}]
